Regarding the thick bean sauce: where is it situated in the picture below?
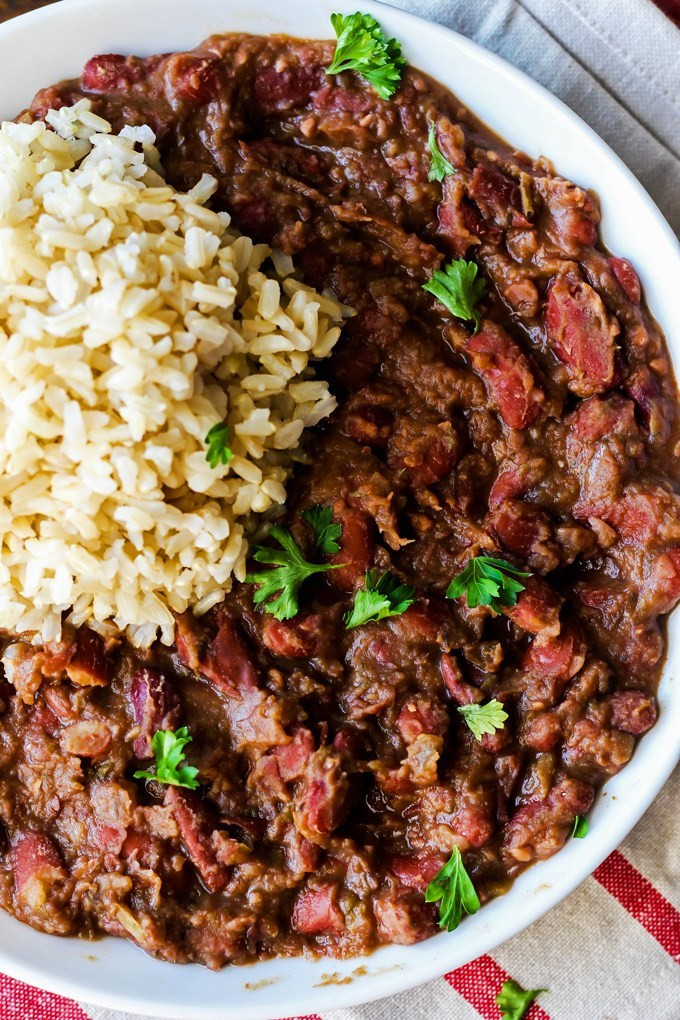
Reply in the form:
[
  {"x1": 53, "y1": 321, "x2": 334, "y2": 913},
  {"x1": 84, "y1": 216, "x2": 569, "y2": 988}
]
[{"x1": 0, "y1": 34, "x2": 677, "y2": 967}]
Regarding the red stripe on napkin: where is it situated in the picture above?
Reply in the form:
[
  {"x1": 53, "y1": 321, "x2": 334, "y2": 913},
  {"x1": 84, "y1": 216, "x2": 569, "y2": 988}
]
[
  {"x1": 0, "y1": 974, "x2": 89, "y2": 1020},
  {"x1": 279, "y1": 1014, "x2": 323, "y2": 1019},
  {"x1": 594, "y1": 850, "x2": 680, "y2": 962},
  {"x1": 445, "y1": 954, "x2": 551, "y2": 1019}
]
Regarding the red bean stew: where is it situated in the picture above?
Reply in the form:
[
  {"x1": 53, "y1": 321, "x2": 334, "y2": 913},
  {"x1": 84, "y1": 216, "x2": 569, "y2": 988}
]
[{"x1": 2, "y1": 27, "x2": 679, "y2": 967}]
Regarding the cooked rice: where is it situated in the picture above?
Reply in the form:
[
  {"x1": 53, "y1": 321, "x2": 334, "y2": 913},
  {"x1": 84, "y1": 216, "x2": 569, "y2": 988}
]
[{"x1": 0, "y1": 100, "x2": 349, "y2": 647}]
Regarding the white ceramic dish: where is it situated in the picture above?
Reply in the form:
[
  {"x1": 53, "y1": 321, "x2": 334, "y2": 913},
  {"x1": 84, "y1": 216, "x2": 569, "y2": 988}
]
[{"x1": 0, "y1": 0, "x2": 678, "y2": 1016}]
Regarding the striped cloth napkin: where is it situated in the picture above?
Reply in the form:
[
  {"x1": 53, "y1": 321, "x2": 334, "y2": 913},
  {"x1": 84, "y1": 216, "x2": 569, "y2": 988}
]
[{"x1": 0, "y1": 0, "x2": 678, "y2": 1018}]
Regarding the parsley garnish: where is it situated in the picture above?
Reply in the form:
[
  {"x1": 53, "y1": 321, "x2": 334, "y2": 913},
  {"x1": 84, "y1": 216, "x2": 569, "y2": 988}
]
[
  {"x1": 422, "y1": 258, "x2": 486, "y2": 331},
  {"x1": 425, "y1": 846, "x2": 480, "y2": 932},
  {"x1": 427, "y1": 122, "x2": 456, "y2": 182},
  {"x1": 326, "y1": 12, "x2": 406, "y2": 100},
  {"x1": 344, "y1": 569, "x2": 415, "y2": 629},
  {"x1": 446, "y1": 556, "x2": 530, "y2": 613},
  {"x1": 458, "y1": 699, "x2": 508, "y2": 741},
  {"x1": 134, "y1": 727, "x2": 200, "y2": 790},
  {"x1": 247, "y1": 525, "x2": 341, "y2": 620},
  {"x1": 301, "y1": 505, "x2": 342, "y2": 555},
  {"x1": 572, "y1": 815, "x2": 589, "y2": 839},
  {"x1": 205, "y1": 422, "x2": 234, "y2": 470},
  {"x1": 496, "y1": 979, "x2": 547, "y2": 1020}
]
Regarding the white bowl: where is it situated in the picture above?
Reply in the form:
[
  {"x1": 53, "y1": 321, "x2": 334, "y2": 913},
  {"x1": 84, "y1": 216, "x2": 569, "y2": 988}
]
[{"x1": 0, "y1": 0, "x2": 678, "y2": 1016}]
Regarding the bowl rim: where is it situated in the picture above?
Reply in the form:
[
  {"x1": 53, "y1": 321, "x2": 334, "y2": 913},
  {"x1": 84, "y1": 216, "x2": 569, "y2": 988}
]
[{"x1": 0, "y1": 0, "x2": 678, "y2": 1017}]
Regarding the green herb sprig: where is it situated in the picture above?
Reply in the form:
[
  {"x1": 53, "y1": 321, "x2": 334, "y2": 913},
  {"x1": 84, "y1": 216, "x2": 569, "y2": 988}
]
[
  {"x1": 247, "y1": 525, "x2": 342, "y2": 621},
  {"x1": 427, "y1": 122, "x2": 456, "y2": 182},
  {"x1": 446, "y1": 556, "x2": 530, "y2": 613},
  {"x1": 458, "y1": 699, "x2": 508, "y2": 741},
  {"x1": 572, "y1": 815, "x2": 589, "y2": 839},
  {"x1": 425, "y1": 846, "x2": 480, "y2": 932},
  {"x1": 205, "y1": 422, "x2": 234, "y2": 470},
  {"x1": 422, "y1": 259, "x2": 486, "y2": 331},
  {"x1": 301, "y1": 505, "x2": 342, "y2": 555},
  {"x1": 344, "y1": 569, "x2": 416, "y2": 629},
  {"x1": 326, "y1": 12, "x2": 406, "y2": 100},
  {"x1": 496, "y1": 979, "x2": 548, "y2": 1020},
  {"x1": 134, "y1": 727, "x2": 200, "y2": 790}
]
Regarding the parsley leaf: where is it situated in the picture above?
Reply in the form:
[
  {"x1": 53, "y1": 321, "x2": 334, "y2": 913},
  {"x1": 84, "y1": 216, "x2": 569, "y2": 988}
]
[
  {"x1": 496, "y1": 979, "x2": 548, "y2": 1020},
  {"x1": 427, "y1": 122, "x2": 456, "y2": 182},
  {"x1": 422, "y1": 258, "x2": 486, "y2": 331},
  {"x1": 301, "y1": 505, "x2": 342, "y2": 555},
  {"x1": 425, "y1": 846, "x2": 480, "y2": 932},
  {"x1": 134, "y1": 727, "x2": 200, "y2": 790},
  {"x1": 458, "y1": 699, "x2": 509, "y2": 741},
  {"x1": 572, "y1": 815, "x2": 589, "y2": 839},
  {"x1": 344, "y1": 569, "x2": 416, "y2": 629},
  {"x1": 326, "y1": 12, "x2": 406, "y2": 100},
  {"x1": 446, "y1": 556, "x2": 530, "y2": 613},
  {"x1": 205, "y1": 422, "x2": 234, "y2": 470},
  {"x1": 247, "y1": 525, "x2": 341, "y2": 621}
]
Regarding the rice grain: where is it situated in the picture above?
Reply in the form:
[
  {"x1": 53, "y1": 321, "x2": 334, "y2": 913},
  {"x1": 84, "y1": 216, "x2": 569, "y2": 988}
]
[{"x1": 0, "y1": 101, "x2": 349, "y2": 646}]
